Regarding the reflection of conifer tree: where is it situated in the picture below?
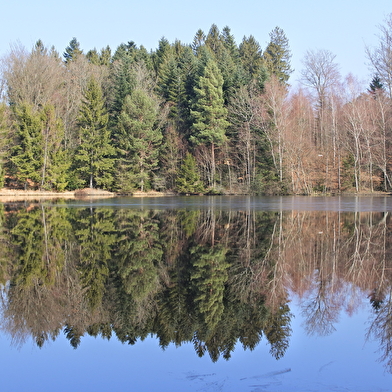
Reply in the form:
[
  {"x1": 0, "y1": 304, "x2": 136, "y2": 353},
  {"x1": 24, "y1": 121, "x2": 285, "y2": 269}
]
[
  {"x1": 2, "y1": 205, "x2": 296, "y2": 361},
  {"x1": 11, "y1": 206, "x2": 71, "y2": 287},
  {"x1": 263, "y1": 304, "x2": 292, "y2": 359},
  {"x1": 64, "y1": 324, "x2": 83, "y2": 349},
  {"x1": 86, "y1": 322, "x2": 112, "y2": 340},
  {"x1": 115, "y1": 210, "x2": 163, "y2": 300},
  {"x1": 3, "y1": 205, "x2": 73, "y2": 347},
  {"x1": 190, "y1": 245, "x2": 229, "y2": 330},
  {"x1": 73, "y1": 208, "x2": 116, "y2": 310},
  {"x1": 156, "y1": 255, "x2": 195, "y2": 347},
  {"x1": 0, "y1": 204, "x2": 10, "y2": 285}
]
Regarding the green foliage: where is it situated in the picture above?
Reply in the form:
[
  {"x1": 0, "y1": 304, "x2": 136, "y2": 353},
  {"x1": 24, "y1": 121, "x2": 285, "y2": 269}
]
[
  {"x1": 239, "y1": 35, "x2": 265, "y2": 80},
  {"x1": 63, "y1": 37, "x2": 83, "y2": 64},
  {"x1": 39, "y1": 105, "x2": 70, "y2": 191},
  {"x1": 0, "y1": 103, "x2": 10, "y2": 188},
  {"x1": 262, "y1": 27, "x2": 293, "y2": 84},
  {"x1": 263, "y1": 304, "x2": 292, "y2": 359},
  {"x1": 368, "y1": 75, "x2": 384, "y2": 96},
  {"x1": 10, "y1": 206, "x2": 71, "y2": 288},
  {"x1": 11, "y1": 104, "x2": 43, "y2": 188},
  {"x1": 74, "y1": 77, "x2": 116, "y2": 189},
  {"x1": 191, "y1": 59, "x2": 229, "y2": 147},
  {"x1": 176, "y1": 152, "x2": 204, "y2": 194},
  {"x1": 74, "y1": 208, "x2": 116, "y2": 309},
  {"x1": 115, "y1": 210, "x2": 163, "y2": 300},
  {"x1": 86, "y1": 46, "x2": 112, "y2": 66},
  {"x1": 116, "y1": 89, "x2": 162, "y2": 192},
  {"x1": 190, "y1": 245, "x2": 230, "y2": 330},
  {"x1": 2, "y1": 206, "x2": 295, "y2": 359}
]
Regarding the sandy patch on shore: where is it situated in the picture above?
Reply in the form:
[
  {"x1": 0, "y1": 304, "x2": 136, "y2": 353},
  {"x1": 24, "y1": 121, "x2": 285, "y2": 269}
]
[{"x1": 0, "y1": 188, "x2": 115, "y2": 202}]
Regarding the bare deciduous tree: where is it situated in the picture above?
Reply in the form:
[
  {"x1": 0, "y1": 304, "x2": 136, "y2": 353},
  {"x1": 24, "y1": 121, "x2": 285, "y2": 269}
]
[
  {"x1": 228, "y1": 84, "x2": 260, "y2": 190},
  {"x1": 366, "y1": 13, "x2": 392, "y2": 98},
  {"x1": 300, "y1": 49, "x2": 341, "y2": 149},
  {"x1": 260, "y1": 75, "x2": 290, "y2": 183}
]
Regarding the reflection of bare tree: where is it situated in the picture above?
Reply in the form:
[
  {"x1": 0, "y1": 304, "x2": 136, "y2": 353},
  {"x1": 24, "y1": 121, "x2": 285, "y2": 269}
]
[
  {"x1": 228, "y1": 210, "x2": 288, "y2": 310},
  {"x1": 367, "y1": 287, "x2": 392, "y2": 373},
  {"x1": 300, "y1": 277, "x2": 340, "y2": 336},
  {"x1": 0, "y1": 264, "x2": 97, "y2": 348},
  {"x1": 285, "y1": 210, "x2": 392, "y2": 336}
]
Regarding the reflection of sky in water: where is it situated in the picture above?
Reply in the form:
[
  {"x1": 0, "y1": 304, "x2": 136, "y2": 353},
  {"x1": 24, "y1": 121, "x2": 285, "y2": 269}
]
[{"x1": 1, "y1": 298, "x2": 391, "y2": 392}]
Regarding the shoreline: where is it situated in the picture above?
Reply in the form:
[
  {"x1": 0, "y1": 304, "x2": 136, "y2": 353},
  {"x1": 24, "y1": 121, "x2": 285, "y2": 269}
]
[
  {"x1": 0, "y1": 188, "x2": 177, "y2": 202},
  {"x1": 0, "y1": 188, "x2": 390, "y2": 202}
]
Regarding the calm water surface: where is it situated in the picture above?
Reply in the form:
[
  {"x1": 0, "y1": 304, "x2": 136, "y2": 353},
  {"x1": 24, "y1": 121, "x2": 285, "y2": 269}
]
[{"x1": 1, "y1": 195, "x2": 392, "y2": 391}]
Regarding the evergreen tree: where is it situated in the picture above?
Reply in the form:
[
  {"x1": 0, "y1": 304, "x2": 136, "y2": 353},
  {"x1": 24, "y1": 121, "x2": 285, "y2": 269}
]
[
  {"x1": 99, "y1": 45, "x2": 112, "y2": 66},
  {"x1": 74, "y1": 77, "x2": 116, "y2": 189},
  {"x1": 192, "y1": 29, "x2": 206, "y2": 55},
  {"x1": 262, "y1": 27, "x2": 293, "y2": 84},
  {"x1": 63, "y1": 37, "x2": 83, "y2": 64},
  {"x1": 176, "y1": 152, "x2": 205, "y2": 194},
  {"x1": 239, "y1": 35, "x2": 264, "y2": 78},
  {"x1": 74, "y1": 208, "x2": 116, "y2": 309},
  {"x1": 190, "y1": 59, "x2": 229, "y2": 188},
  {"x1": 158, "y1": 52, "x2": 182, "y2": 118},
  {"x1": 0, "y1": 104, "x2": 9, "y2": 188},
  {"x1": 11, "y1": 104, "x2": 43, "y2": 188},
  {"x1": 115, "y1": 210, "x2": 163, "y2": 300},
  {"x1": 86, "y1": 48, "x2": 100, "y2": 65},
  {"x1": 368, "y1": 75, "x2": 384, "y2": 96},
  {"x1": 221, "y1": 26, "x2": 239, "y2": 61},
  {"x1": 205, "y1": 24, "x2": 224, "y2": 58},
  {"x1": 117, "y1": 89, "x2": 162, "y2": 192},
  {"x1": 190, "y1": 244, "x2": 229, "y2": 331},
  {"x1": 39, "y1": 105, "x2": 70, "y2": 191},
  {"x1": 152, "y1": 37, "x2": 172, "y2": 75},
  {"x1": 109, "y1": 55, "x2": 136, "y2": 126}
]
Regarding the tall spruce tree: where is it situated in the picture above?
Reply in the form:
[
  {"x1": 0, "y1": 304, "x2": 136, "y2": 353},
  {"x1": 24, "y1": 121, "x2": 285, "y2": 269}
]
[
  {"x1": 190, "y1": 59, "x2": 229, "y2": 188},
  {"x1": 11, "y1": 104, "x2": 43, "y2": 189},
  {"x1": 116, "y1": 89, "x2": 162, "y2": 192},
  {"x1": 239, "y1": 35, "x2": 264, "y2": 79},
  {"x1": 0, "y1": 104, "x2": 9, "y2": 188},
  {"x1": 63, "y1": 37, "x2": 83, "y2": 64},
  {"x1": 74, "y1": 77, "x2": 115, "y2": 189},
  {"x1": 262, "y1": 27, "x2": 293, "y2": 84},
  {"x1": 176, "y1": 152, "x2": 204, "y2": 194}
]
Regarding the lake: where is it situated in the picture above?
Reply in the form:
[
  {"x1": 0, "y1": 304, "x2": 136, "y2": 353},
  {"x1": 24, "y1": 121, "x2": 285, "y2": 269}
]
[{"x1": 1, "y1": 195, "x2": 392, "y2": 391}]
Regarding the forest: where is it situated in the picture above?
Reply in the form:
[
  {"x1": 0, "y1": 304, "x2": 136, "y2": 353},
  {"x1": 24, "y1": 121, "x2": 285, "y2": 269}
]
[{"x1": 1, "y1": 16, "x2": 392, "y2": 195}]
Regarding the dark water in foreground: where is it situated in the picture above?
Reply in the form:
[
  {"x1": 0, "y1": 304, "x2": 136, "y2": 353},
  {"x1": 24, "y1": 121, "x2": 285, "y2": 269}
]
[{"x1": 1, "y1": 195, "x2": 392, "y2": 391}]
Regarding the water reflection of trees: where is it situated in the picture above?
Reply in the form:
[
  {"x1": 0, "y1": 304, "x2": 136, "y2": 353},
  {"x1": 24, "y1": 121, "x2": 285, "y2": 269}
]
[{"x1": 0, "y1": 204, "x2": 392, "y2": 369}]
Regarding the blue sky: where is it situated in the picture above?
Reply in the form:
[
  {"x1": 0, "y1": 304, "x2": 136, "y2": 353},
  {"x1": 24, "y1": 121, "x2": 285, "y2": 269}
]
[{"x1": 1, "y1": 0, "x2": 391, "y2": 87}]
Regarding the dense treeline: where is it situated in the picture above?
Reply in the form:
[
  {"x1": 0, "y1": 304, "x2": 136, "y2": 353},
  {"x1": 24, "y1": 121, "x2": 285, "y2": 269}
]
[
  {"x1": 1, "y1": 17, "x2": 392, "y2": 194},
  {"x1": 1, "y1": 204, "x2": 392, "y2": 367}
]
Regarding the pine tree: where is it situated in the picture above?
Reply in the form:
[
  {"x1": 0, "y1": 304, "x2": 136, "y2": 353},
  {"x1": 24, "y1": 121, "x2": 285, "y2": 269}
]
[
  {"x1": 192, "y1": 29, "x2": 206, "y2": 55},
  {"x1": 262, "y1": 27, "x2": 293, "y2": 84},
  {"x1": 11, "y1": 104, "x2": 43, "y2": 188},
  {"x1": 176, "y1": 152, "x2": 204, "y2": 194},
  {"x1": 63, "y1": 37, "x2": 83, "y2": 64},
  {"x1": 190, "y1": 59, "x2": 229, "y2": 188},
  {"x1": 74, "y1": 77, "x2": 116, "y2": 189},
  {"x1": 39, "y1": 105, "x2": 70, "y2": 190},
  {"x1": 239, "y1": 35, "x2": 264, "y2": 79},
  {"x1": 74, "y1": 208, "x2": 116, "y2": 309},
  {"x1": 117, "y1": 89, "x2": 162, "y2": 192},
  {"x1": 368, "y1": 75, "x2": 384, "y2": 96},
  {"x1": 0, "y1": 104, "x2": 9, "y2": 188}
]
